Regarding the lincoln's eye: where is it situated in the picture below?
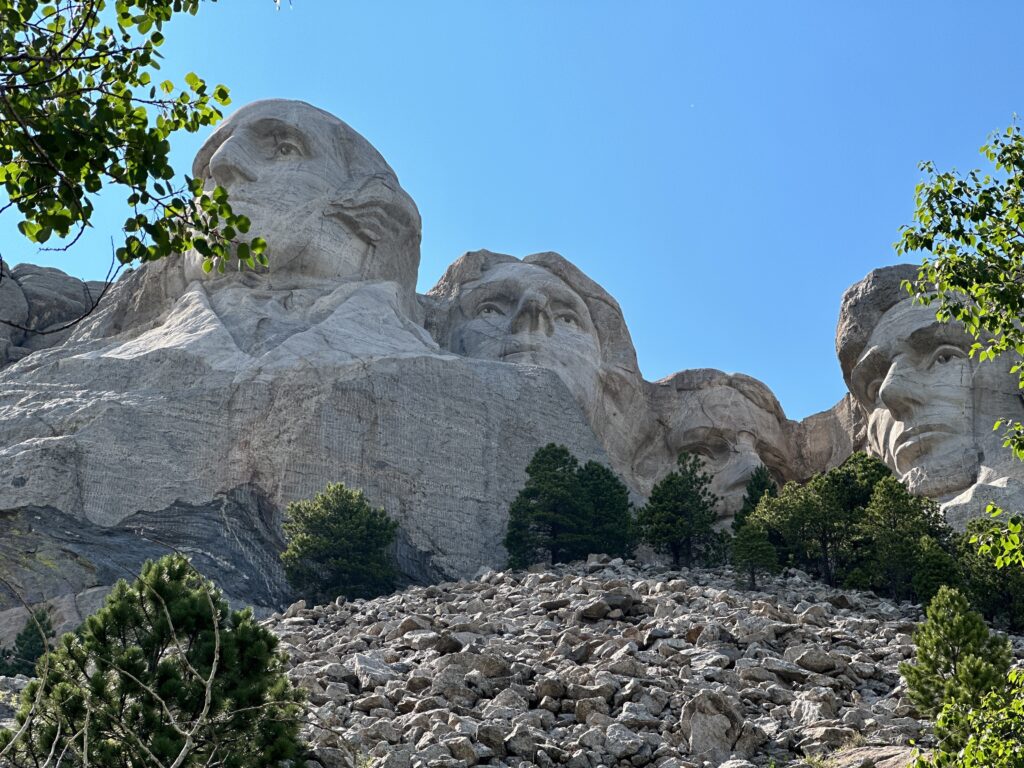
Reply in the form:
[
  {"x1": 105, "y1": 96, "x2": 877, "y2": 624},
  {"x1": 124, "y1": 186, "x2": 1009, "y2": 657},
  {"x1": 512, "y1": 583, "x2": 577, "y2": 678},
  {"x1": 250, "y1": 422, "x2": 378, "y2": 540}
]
[
  {"x1": 929, "y1": 345, "x2": 965, "y2": 368},
  {"x1": 556, "y1": 313, "x2": 579, "y2": 327},
  {"x1": 278, "y1": 143, "x2": 297, "y2": 157}
]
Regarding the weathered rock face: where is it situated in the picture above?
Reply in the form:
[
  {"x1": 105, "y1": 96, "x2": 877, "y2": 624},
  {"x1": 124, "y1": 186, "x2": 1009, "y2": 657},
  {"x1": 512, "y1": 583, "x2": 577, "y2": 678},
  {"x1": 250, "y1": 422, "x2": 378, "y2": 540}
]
[
  {"x1": 0, "y1": 98, "x2": 862, "y2": 619},
  {"x1": 264, "y1": 559, "x2": 981, "y2": 768},
  {"x1": 837, "y1": 264, "x2": 1024, "y2": 527}
]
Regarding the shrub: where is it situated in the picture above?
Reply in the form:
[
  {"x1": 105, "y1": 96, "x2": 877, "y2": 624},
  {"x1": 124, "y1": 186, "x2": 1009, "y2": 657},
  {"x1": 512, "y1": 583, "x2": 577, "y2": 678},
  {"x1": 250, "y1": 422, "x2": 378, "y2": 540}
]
[
  {"x1": 637, "y1": 452, "x2": 719, "y2": 568},
  {"x1": 0, "y1": 554, "x2": 302, "y2": 767},
  {"x1": 900, "y1": 585, "x2": 1011, "y2": 718},
  {"x1": 281, "y1": 482, "x2": 399, "y2": 603},
  {"x1": 731, "y1": 521, "x2": 778, "y2": 590},
  {"x1": 0, "y1": 608, "x2": 54, "y2": 677},
  {"x1": 956, "y1": 518, "x2": 1024, "y2": 632},
  {"x1": 504, "y1": 445, "x2": 634, "y2": 568}
]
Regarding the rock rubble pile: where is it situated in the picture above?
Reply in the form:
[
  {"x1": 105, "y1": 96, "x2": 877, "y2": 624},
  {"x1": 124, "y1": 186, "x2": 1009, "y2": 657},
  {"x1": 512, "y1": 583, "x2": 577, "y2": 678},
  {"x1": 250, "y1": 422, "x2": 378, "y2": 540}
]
[{"x1": 268, "y1": 557, "x2": 1001, "y2": 768}]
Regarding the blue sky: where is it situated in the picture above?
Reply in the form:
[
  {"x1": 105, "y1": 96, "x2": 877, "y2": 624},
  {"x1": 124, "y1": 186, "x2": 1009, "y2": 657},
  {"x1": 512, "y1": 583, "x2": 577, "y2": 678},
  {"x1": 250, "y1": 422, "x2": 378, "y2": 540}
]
[{"x1": 5, "y1": 1, "x2": 1022, "y2": 420}]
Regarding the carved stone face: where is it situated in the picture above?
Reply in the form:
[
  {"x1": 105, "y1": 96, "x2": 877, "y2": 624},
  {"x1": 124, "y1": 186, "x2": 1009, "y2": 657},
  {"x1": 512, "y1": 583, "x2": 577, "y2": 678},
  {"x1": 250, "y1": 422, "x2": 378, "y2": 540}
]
[
  {"x1": 191, "y1": 100, "x2": 419, "y2": 291},
  {"x1": 849, "y1": 300, "x2": 979, "y2": 496},
  {"x1": 662, "y1": 377, "x2": 791, "y2": 516},
  {"x1": 451, "y1": 262, "x2": 603, "y2": 406}
]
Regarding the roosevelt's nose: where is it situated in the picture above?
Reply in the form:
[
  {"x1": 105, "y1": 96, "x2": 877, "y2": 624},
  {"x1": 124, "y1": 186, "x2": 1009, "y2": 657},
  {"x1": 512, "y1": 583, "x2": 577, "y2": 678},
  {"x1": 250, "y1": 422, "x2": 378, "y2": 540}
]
[
  {"x1": 878, "y1": 357, "x2": 922, "y2": 421},
  {"x1": 511, "y1": 291, "x2": 553, "y2": 335},
  {"x1": 207, "y1": 137, "x2": 257, "y2": 189}
]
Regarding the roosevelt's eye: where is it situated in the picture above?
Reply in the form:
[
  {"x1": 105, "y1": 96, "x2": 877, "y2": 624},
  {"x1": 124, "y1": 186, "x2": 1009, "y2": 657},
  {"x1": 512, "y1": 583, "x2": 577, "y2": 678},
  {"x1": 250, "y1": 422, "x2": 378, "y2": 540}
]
[
  {"x1": 477, "y1": 304, "x2": 505, "y2": 318},
  {"x1": 928, "y1": 345, "x2": 966, "y2": 368}
]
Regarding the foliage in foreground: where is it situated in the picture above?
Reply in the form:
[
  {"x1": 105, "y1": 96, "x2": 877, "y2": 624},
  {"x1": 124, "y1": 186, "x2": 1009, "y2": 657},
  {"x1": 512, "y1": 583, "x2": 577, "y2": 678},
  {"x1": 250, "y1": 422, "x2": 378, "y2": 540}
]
[
  {"x1": 281, "y1": 482, "x2": 399, "y2": 603},
  {"x1": 899, "y1": 586, "x2": 1011, "y2": 719},
  {"x1": 0, "y1": 608, "x2": 54, "y2": 677},
  {"x1": 0, "y1": 0, "x2": 268, "y2": 279},
  {"x1": 0, "y1": 554, "x2": 302, "y2": 768},
  {"x1": 504, "y1": 444, "x2": 634, "y2": 569}
]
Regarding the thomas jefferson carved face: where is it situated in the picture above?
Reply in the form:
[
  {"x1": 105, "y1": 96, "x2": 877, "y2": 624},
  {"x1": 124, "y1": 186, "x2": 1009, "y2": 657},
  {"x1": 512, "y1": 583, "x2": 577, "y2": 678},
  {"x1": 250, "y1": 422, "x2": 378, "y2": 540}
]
[
  {"x1": 191, "y1": 99, "x2": 420, "y2": 290},
  {"x1": 849, "y1": 300, "x2": 979, "y2": 497},
  {"x1": 451, "y1": 262, "x2": 603, "y2": 406}
]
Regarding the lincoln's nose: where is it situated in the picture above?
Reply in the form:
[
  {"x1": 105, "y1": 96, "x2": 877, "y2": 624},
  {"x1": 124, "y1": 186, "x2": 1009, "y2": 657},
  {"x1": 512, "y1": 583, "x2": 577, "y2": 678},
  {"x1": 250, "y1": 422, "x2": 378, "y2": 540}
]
[
  {"x1": 207, "y1": 137, "x2": 257, "y2": 189},
  {"x1": 511, "y1": 292, "x2": 553, "y2": 336},
  {"x1": 878, "y1": 357, "x2": 922, "y2": 422}
]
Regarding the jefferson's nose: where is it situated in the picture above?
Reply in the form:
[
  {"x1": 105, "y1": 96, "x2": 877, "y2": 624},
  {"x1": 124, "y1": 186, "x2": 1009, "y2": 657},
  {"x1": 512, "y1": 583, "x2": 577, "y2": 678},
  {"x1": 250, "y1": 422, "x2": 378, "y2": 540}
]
[
  {"x1": 511, "y1": 292, "x2": 553, "y2": 335},
  {"x1": 878, "y1": 357, "x2": 922, "y2": 421},
  {"x1": 208, "y1": 137, "x2": 257, "y2": 188}
]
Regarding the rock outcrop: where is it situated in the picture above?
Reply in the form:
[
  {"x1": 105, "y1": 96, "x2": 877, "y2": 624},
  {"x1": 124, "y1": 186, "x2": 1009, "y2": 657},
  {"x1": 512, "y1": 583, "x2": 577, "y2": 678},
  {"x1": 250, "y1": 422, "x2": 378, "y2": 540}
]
[{"x1": 263, "y1": 559, "x2": 1002, "y2": 768}]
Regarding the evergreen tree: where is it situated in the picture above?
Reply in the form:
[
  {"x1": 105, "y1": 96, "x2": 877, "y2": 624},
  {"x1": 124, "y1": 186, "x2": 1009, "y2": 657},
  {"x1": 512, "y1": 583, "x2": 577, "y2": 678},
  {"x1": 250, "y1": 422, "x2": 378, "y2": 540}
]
[
  {"x1": 637, "y1": 452, "x2": 719, "y2": 568},
  {"x1": 0, "y1": 554, "x2": 302, "y2": 767},
  {"x1": 504, "y1": 444, "x2": 587, "y2": 568},
  {"x1": 912, "y1": 535, "x2": 960, "y2": 606},
  {"x1": 281, "y1": 482, "x2": 399, "y2": 603},
  {"x1": 857, "y1": 476, "x2": 950, "y2": 601},
  {"x1": 576, "y1": 460, "x2": 635, "y2": 560},
  {"x1": 731, "y1": 522, "x2": 778, "y2": 590},
  {"x1": 732, "y1": 464, "x2": 777, "y2": 532},
  {"x1": 0, "y1": 608, "x2": 54, "y2": 677},
  {"x1": 957, "y1": 518, "x2": 1024, "y2": 633},
  {"x1": 900, "y1": 586, "x2": 1012, "y2": 717}
]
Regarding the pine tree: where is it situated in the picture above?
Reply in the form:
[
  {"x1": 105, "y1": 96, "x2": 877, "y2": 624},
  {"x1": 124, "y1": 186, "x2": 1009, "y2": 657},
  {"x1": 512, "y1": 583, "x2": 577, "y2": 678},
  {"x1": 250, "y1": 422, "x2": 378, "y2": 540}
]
[
  {"x1": 504, "y1": 444, "x2": 586, "y2": 568},
  {"x1": 0, "y1": 554, "x2": 302, "y2": 767},
  {"x1": 281, "y1": 482, "x2": 399, "y2": 603},
  {"x1": 731, "y1": 522, "x2": 778, "y2": 590},
  {"x1": 912, "y1": 535, "x2": 960, "y2": 606},
  {"x1": 0, "y1": 608, "x2": 54, "y2": 677},
  {"x1": 900, "y1": 586, "x2": 1012, "y2": 717},
  {"x1": 576, "y1": 460, "x2": 635, "y2": 560},
  {"x1": 637, "y1": 452, "x2": 719, "y2": 568},
  {"x1": 957, "y1": 518, "x2": 1024, "y2": 632},
  {"x1": 858, "y1": 476, "x2": 950, "y2": 601},
  {"x1": 732, "y1": 464, "x2": 777, "y2": 532}
]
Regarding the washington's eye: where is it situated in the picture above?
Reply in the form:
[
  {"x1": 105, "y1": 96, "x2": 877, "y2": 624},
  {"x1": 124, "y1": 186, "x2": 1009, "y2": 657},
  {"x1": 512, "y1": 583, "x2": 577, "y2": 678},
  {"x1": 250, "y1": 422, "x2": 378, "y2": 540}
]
[{"x1": 929, "y1": 345, "x2": 965, "y2": 368}]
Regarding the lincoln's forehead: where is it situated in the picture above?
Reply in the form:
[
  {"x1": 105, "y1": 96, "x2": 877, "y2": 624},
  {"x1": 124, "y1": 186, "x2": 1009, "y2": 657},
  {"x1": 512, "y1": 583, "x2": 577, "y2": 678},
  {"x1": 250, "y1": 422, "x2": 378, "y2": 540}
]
[
  {"x1": 866, "y1": 300, "x2": 938, "y2": 347},
  {"x1": 472, "y1": 262, "x2": 573, "y2": 293}
]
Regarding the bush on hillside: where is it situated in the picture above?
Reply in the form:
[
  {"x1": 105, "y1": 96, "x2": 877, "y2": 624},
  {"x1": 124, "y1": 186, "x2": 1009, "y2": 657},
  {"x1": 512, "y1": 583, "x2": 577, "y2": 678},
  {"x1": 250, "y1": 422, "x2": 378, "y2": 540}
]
[
  {"x1": 281, "y1": 482, "x2": 399, "y2": 603},
  {"x1": 731, "y1": 521, "x2": 778, "y2": 590},
  {"x1": 732, "y1": 464, "x2": 777, "y2": 532},
  {"x1": 0, "y1": 554, "x2": 302, "y2": 767}
]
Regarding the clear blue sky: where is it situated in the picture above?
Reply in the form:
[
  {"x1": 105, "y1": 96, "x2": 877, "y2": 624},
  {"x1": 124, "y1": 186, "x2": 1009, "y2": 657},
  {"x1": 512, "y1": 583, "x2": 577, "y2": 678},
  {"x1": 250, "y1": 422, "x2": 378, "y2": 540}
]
[{"x1": 5, "y1": 1, "x2": 1022, "y2": 420}]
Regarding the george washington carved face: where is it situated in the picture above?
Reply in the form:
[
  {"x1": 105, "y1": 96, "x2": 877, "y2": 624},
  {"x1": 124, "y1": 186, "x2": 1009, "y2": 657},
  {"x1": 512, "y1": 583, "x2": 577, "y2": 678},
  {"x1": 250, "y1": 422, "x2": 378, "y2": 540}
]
[{"x1": 190, "y1": 99, "x2": 420, "y2": 291}]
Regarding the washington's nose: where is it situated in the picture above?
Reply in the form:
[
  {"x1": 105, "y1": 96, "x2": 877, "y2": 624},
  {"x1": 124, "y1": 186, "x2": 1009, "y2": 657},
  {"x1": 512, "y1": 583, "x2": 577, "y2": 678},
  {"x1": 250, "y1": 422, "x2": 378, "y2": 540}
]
[
  {"x1": 878, "y1": 358, "x2": 922, "y2": 421},
  {"x1": 511, "y1": 292, "x2": 553, "y2": 335},
  {"x1": 208, "y1": 138, "x2": 257, "y2": 189}
]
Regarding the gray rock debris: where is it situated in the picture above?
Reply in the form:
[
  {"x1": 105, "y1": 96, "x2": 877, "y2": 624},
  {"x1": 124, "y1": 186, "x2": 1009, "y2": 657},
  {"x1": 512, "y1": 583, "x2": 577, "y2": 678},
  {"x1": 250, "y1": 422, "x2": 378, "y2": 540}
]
[{"x1": 265, "y1": 561, "x2": 1003, "y2": 768}]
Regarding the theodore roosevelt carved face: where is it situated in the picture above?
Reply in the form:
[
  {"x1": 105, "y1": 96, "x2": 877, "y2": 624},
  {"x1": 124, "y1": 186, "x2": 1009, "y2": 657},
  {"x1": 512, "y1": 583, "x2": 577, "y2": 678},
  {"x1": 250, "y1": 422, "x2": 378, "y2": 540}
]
[{"x1": 190, "y1": 99, "x2": 420, "y2": 291}]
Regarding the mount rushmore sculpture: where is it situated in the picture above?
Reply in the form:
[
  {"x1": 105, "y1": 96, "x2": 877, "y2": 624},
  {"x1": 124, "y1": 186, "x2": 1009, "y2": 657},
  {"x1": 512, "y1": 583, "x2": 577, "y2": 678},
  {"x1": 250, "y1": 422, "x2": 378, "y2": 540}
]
[{"x1": 1, "y1": 99, "x2": 1020, "y2": 634}]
